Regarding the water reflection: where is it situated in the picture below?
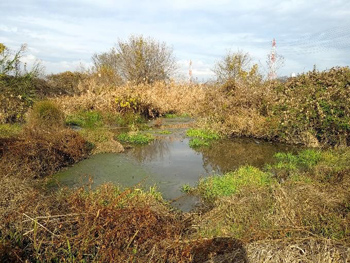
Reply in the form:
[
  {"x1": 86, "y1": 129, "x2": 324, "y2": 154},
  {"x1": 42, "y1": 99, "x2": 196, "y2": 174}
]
[
  {"x1": 127, "y1": 137, "x2": 174, "y2": 163},
  {"x1": 127, "y1": 137, "x2": 298, "y2": 175},
  {"x1": 198, "y1": 138, "x2": 299, "y2": 174}
]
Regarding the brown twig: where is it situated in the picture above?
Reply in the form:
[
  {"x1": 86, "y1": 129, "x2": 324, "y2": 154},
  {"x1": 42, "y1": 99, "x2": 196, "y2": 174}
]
[{"x1": 23, "y1": 213, "x2": 59, "y2": 237}]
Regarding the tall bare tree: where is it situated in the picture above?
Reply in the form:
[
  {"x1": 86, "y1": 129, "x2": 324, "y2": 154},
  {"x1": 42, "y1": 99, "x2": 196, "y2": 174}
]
[{"x1": 93, "y1": 35, "x2": 177, "y2": 84}]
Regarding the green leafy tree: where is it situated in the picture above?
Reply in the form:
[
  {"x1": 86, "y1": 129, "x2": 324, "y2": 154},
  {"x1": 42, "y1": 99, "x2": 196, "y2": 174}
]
[{"x1": 92, "y1": 35, "x2": 177, "y2": 84}]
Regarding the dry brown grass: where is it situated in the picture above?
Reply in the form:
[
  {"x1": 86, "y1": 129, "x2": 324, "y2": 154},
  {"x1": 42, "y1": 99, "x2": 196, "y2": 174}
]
[
  {"x1": 78, "y1": 128, "x2": 124, "y2": 154},
  {"x1": 246, "y1": 238, "x2": 350, "y2": 262},
  {"x1": 191, "y1": 180, "x2": 350, "y2": 243},
  {"x1": 194, "y1": 81, "x2": 275, "y2": 139},
  {"x1": 0, "y1": 128, "x2": 91, "y2": 179},
  {"x1": 54, "y1": 79, "x2": 207, "y2": 117},
  {"x1": 0, "y1": 100, "x2": 92, "y2": 179},
  {"x1": 1, "y1": 184, "x2": 184, "y2": 262},
  {"x1": 3, "y1": 180, "x2": 348, "y2": 262},
  {"x1": 0, "y1": 182, "x2": 248, "y2": 263}
]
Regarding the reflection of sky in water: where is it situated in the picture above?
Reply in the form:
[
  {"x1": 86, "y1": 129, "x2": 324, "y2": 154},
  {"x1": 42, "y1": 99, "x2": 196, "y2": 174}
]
[{"x1": 54, "y1": 133, "x2": 299, "y2": 211}]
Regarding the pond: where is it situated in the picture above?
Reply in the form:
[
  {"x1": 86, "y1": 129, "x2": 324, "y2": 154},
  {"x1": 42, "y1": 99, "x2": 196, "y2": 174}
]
[{"x1": 53, "y1": 118, "x2": 298, "y2": 212}]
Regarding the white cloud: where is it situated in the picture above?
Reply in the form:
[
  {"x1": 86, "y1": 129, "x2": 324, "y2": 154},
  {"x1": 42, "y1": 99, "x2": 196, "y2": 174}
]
[
  {"x1": 1, "y1": 0, "x2": 349, "y2": 79},
  {"x1": 0, "y1": 25, "x2": 18, "y2": 33},
  {"x1": 44, "y1": 59, "x2": 93, "y2": 74}
]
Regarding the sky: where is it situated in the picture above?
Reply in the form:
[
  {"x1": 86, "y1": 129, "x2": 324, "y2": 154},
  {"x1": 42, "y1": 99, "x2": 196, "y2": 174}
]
[{"x1": 1, "y1": 0, "x2": 350, "y2": 81}]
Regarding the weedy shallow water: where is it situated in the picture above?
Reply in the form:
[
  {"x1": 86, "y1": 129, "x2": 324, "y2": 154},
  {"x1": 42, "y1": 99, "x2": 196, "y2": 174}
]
[{"x1": 53, "y1": 118, "x2": 299, "y2": 211}]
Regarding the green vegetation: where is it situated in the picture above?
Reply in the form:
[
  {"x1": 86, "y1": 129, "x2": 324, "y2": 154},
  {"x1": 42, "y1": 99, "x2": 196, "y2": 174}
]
[
  {"x1": 164, "y1": 113, "x2": 178, "y2": 118},
  {"x1": 66, "y1": 110, "x2": 104, "y2": 128},
  {"x1": 187, "y1": 148, "x2": 350, "y2": 244},
  {"x1": 164, "y1": 113, "x2": 189, "y2": 118},
  {"x1": 191, "y1": 166, "x2": 274, "y2": 202},
  {"x1": 0, "y1": 123, "x2": 22, "y2": 138},
  {"x1": 158, "y1": 130, "x2": 172, "y2": 134},
  {"x1": 265, "y1": 149, "x2": 322, "y2": 180},
  {"x1": 117, "y1": 132, "x2": 154, "y2": 145},
  {"x1": 187, "y1": 128, "x2": 220, "y2": 140},
  {"x1": 188, "y1": 138, "x2": 210, "y2": 148},
  {"x1": 270, "y1": 67, "x2": 350, "y2": 146},
  {"x1": 0, "y1": 44, "x2": 43, "y2": 124},
  {"x1": 186, "y1": 128, "x2": 220, "y2": 148}
]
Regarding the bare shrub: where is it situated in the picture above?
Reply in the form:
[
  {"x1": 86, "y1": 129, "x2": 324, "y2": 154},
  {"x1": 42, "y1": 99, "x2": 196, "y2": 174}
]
[
  {"x1": 93, "y1": 35, "x2": 177, "y2": 84},
  {"x1": 46, "y1": 71, "x2": 88, "y2": 95},
  {"x1": 213, "y1": 50, "x2": 262, "y2": 85}
]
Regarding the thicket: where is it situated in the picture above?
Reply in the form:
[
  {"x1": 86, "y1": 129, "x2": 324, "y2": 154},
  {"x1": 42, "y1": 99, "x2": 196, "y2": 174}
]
[
  {"x1": 196, "y1": 66, "x2": 350, "y2": 147},
  {"x1": 270, "y1": 67, "x2": 350, "y2": 146}
]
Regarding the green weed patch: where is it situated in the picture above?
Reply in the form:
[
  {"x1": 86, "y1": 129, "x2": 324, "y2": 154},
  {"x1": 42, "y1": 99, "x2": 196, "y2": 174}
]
[
  {"x1": 0, "y1": 123, "x2": 22, "y2": 138},
  {"x1": 158, "y1": 130, "x2": 172, "y2": 134},
  {"x1": 186, "y1": 128, "x2": 220, "y2": 148},
  {"x1": 117, "y1": 132, "x2": 154, "y2": 145},
  {"x1": 193, "y1": 166, "x2": 274, "y2": 202}
]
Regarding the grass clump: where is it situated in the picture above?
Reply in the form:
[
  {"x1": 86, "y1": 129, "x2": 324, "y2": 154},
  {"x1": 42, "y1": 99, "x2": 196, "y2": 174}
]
[
  {"x1": 189, "y1": 149, "x2": 350, "y2": 244},
  {"x1": 117, "y1": 132, "x2": 154, "y2": 145},
  {"x1": 164, "y1": 113, "x2": 189, "y2": 118},
  {"x1": 27, "y1": 100, "x2": 65, "y2": 130},
  {"x1": 266, "y1": 149, "x2": 339, "y2": 182},
  {"x1": 164, "y1": 113, "x2": 178, "y2": 118},
  {"x1": 194, "y1": 166, "x2": 274, "y2": 202},
  {"x1": 79, "y1": 128, "x2": 124, "y2": 154},
  {"x1": 186, "y1": 128, "x2": 220, "y2": 148}
]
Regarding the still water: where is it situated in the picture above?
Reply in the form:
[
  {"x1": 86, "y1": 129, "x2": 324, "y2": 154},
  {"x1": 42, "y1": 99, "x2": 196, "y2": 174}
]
[{"x1": 54, "y1": 120, "x2": 297, "y2": 211}]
